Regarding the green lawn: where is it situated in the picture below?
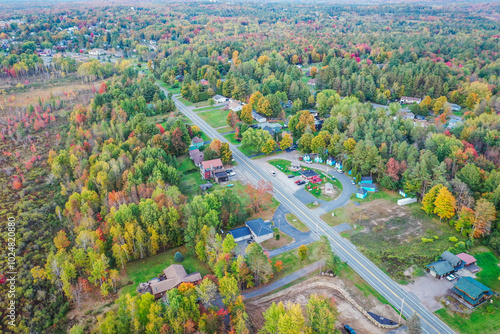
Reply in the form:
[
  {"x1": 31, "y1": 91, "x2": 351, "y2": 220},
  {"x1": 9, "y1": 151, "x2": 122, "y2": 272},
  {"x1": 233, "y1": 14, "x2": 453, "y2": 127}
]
[
  {"x1": 179, "y1": 97, "x2": 194, "y2": 106},
  {"x1": 260, "y1": 228, "x2": 294, "y2": 251},
  {"x1": 158, "y1": 82, "x2": 182, "y2": 95},
  {"x1": 198, "y1": 108, "x2": 229, "y2": 128},
  {"x1": 272, "y1": 240, "x2": 322, "y2": 280},
  {"x1": 474, "y1": 251, "x2": 500, "y2": 291},
  {"x1": 268, "y1": 159, "x2": 301, "y2": 176},
  {"x1": 217, "y1": 126, "x2": 234, "y2": 134},
  {"x1": 194, "y1": 106, "x2": 217, "y2": 112},
  {"x1": 120, "y1": 246, "x2": 211, "y2": 296},
  {"x1": 224, "y1": 132, "x2": 240, "y2": 145},
  {"x1": 436, "y1": 298, "x2": 500, "y2": 334},
  {"x1": 349, "y1": 189, "x2": 400, "y2": 204},
  {"x1": 238, "y1": 145, "x2": 259, "y2": 157},
  {"x1": 285, "y1": 213, "x2": 310, "y2": 232}
]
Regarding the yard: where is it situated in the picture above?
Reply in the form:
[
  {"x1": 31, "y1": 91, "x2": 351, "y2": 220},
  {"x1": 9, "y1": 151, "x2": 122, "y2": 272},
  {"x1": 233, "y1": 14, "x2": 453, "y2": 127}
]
[
  {"x1": 260, "y1": 228, "x2": 294, "y2": 251},
  {"x1": 321, "y1": 191, "x2": 468, "y2": 281},
  {"x1": 268, "y1": 159, "x2": 301, "y2": 176},
  {"x1": 223, "y1": 132, "x2": 240, "y2": 145},
  {"x1": 158, "y1": 82, "x2": 181, "y2": 95},
  {"x1": 271, "y1": 240, "x2": 322, "y2": 280},
  {"x1": 119, "y1": 246, "x2": 211, "y2": 296},
  {"x1": 197, "y1": 108, "x2": 229, "y2": 128},
  {"x1": 285, "y1": 213, "x2": 310, "y2": 232}
]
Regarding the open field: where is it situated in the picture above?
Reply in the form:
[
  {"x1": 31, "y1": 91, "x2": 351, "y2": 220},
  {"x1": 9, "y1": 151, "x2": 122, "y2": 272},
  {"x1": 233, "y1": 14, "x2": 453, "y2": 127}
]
[
  {"x1": 119, "y1": 246, "x2": 211, "y2": 296},
  {"x1": 223, "y1": 132, "x2": 240, "y2": 145},
  {"x1": 322, "y1": 191, "x2": 467, "y2": 280},
  {"x1": 198, "y1": 108, "x2": 229, "y2": 128}
]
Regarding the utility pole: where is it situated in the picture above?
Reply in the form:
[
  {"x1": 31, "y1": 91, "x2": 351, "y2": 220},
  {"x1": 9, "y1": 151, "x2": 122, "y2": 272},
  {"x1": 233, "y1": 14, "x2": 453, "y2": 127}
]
[{"x1": 398, "y1": 298, "x2": 405, "y2": 324}]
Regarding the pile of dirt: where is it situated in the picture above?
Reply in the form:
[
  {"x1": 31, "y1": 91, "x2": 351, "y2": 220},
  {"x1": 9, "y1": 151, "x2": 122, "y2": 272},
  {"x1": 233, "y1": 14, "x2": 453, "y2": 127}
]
[{"x1": 245, "y1": 276, "x2": 401, "y2": 333}]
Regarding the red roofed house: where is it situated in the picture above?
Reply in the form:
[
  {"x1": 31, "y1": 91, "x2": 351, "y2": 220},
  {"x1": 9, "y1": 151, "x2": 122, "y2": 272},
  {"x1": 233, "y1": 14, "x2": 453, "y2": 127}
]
[
  {"x1": 200, "y1": 79, "x2": 209, "y2": 86},
  {"x1": 200, "y1": 158, "x2": 224, "y2": 180},
  {"x1": 456, "y1": 253, "x2": 479, "y2": 273}
]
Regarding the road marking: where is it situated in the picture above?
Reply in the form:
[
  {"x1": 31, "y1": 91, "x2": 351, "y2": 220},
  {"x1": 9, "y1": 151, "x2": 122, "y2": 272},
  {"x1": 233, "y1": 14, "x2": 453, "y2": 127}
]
[{"x1": 166, "y1": 90, "x2": 453, "y2": 334}]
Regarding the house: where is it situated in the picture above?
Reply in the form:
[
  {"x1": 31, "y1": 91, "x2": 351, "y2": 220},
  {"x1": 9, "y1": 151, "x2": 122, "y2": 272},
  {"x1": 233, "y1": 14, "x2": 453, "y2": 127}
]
[
  {"x1": 325, "y1": 182, "x2": 334, "y2": 194},
  {"x1": 189, "y1": 149, "x2": 204, "y2": 167},
  {"x1": 314, "y1": 155, "x2": 323, "y2": 163},
  {"x1": 356, "y1": 188, "x2": 368, "y2": 199},
  {"x1": 200, "y1": 79, "x2": 209, "y2": 86},
  {"x1": 400, "y1": 97, "x2": 421, "y2": 104},
  {"x1": 426, "y1": 260, "x2": 455, "y2": 279},
  {"x1": 361, "y1": 183, "x2": 378, "y2": 192},
  {"x1": 300, "y1": 169, "x2": 319, "y2": 180},
  {"x1": 148, "y1": 264, "x2": 202, "y2": 299},
  {"x1": 360, "y1": 177, "x2": 373, "y2": 184},
  {"x1": 191, "y1": 137, "x2": 204, "y2": 149},
  {"x1": 175, "y1": 75, "x2": 185, "y2": 82},
  {"x1": 199, "y1": 183, "x2": 213, "y2": 191},
  {"x1": 447, "y1": 115, "x2": 463, "y2": 129},
  {"x1": 245, "y1": 218, "x2": 274, "y2": 243},
  {"x1": 258, "y1": 122, "x2": 282, "y2": 131},
  {"x1": 252, "y1": 111, "x2": 267, "y2": 123},
  {"x1": 212, "y1": 95, "x2": 227, "y2": 104},
  {"x1": 262, "y1": 126, "x2": 276, "y2": 137},
  {"x1": 398, "y1": 111, "x2": 415, "y2": 120},
  {"x1": 89, "y1": 48, "x2": 106, "y2": 56},
  {"x1": 290, "y1": 163, "x2": 301, "y2": 172},
  {"x1": 303, "y1": 154, "x2": 311, "y2": 162},
  {"x1": 308, "y1": 110, "x2": 319, "y2": 117},
  {"x1": 326, "y1": 157, "x2": 335, "y2": 166},
  {"x1": 228, "y1": 99, "x2": 243, "y2": 112},
  {"x1": 456, "y1": 253, "x2": 479, "y2": 272},
  {"x1": 451, "y1": 277, "x2": 494, "y2": 308},
  {"x1": 450, "y1": 103, "x2": 461, "y2": 111},
  {"x1": 426, "y1": 251, "x2": 463, "y2": 278},
  {"x1": 441, "y1": 250, "x2": 463, "y2": 268},
  {"x1": 229, "y1": 226, "x2": 252, "y2": 242},
  {"x1": 200, "y1": 159, "x2": 224, "y2": 180},
  {"x1": 307, "y1": 79, "x2": 317, "y2": 86}
]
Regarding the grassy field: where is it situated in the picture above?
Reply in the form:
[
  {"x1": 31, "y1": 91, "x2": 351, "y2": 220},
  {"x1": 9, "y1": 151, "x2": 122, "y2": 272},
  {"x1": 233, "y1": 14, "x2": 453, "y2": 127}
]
[
  {"x1": 474, "y1": 251, "x2": 500, "y2": 291},
  {"x1": 158, "y1": 82, "x2": 181, "y2": 95},
  {"x1": 179, "y1": 97, "x2": 194, "y2": 106},
  {"x1": 224, "y1": 133, "x2": 240, "y2": 145},
  {"x1": 198, "y1": 108, "x2": 229, "y2": 128},
  {"x1": 178, "y1": 156, "x2": 206, "y2": 196},
  {"x1": 285, "y1": 213, "x2": 310, "y2": 232},
  {"x1": 268, "y1": 159, "x2": 301, "y2": 176},
  {"x1": 194, "y1": 105, "x2": 218, "y2": 112},
  {"x1": 120, "y1": 246, "x2": 211, "y2": 296},
  {"x1": 261, "y1": 228, "x2": 294, "y2": 250},
  {"x1": 272, "y1": 240, "x2": 322, "y2": 280},
  {"x1": 217, "y1": 126, "x2": 234, "y2": 134}
]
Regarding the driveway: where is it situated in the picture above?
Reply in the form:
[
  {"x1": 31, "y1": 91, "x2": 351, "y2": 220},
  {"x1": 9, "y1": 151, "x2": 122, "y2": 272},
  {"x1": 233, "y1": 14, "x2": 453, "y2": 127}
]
[
  {"x1": 400, "y1": 273, "x2": 455, "y2": 312},
  {"x1": 268, "y1": 205, "x2": 318, "y2": 257},
  {"x1": 242, "y1": 260, "x2": 324, "y2": 299}
]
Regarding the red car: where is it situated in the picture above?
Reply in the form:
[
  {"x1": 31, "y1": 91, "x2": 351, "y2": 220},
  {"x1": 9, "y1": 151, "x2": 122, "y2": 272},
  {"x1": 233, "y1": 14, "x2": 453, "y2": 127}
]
[{"x1": 294, "y1": 179, "x2": 301, "y2": 184}]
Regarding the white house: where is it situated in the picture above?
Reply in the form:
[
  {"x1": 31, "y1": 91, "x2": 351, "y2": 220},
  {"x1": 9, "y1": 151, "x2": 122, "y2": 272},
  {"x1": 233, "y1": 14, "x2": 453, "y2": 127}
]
[
  {"x1": 89, "y1": 48, "x2": 106, "y2": 56},
  {"x1": 252, "y1": 111, "x2": 267, "y2": 123},
  {"x1": 400, "y1": 96, "x2": 421, "y2": 104},
  {"x1": 228, "y1": 99, "x2": 243, "y2": 112},
  {"x1": 212, "y1": 95, "x2": 227, "y2": 103},
  {"x1": 245, "y1": 218, "x2": 274, "y2": 243}
]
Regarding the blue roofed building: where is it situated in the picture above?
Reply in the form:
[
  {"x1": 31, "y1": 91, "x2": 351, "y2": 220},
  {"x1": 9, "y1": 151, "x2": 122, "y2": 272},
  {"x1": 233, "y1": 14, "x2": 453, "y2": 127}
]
[
  {"x1": 229, "y1": 227, "x2": 252, "y2": 242},
  {"x1": 451, "y1": 277, "x2": 494, "y2": 308},
  {"x1": 360, "y1": 176, "x2": 373, "y2": 184},
  {"x1": 356, "y1": 188, "x2": 367, "y2": 199},
  {"x1": 245, "y1": 218, "x2": 274, "y2": 243},
  {"x1": 361, "y1": 183, "x2": 378, "y2": 192}
]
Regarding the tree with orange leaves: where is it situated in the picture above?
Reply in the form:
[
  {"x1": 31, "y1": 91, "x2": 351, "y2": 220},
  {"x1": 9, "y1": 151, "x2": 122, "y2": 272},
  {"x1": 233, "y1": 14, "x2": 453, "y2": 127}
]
[{"x1": 245, "y1": 180, "x2": 273, "y2": 214}]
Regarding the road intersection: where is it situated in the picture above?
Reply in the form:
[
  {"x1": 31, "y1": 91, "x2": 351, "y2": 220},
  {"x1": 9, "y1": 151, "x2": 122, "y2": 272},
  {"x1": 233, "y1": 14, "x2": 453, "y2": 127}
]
[{"x1": 162, "y1": 89, "x2": 455, "y2": 334}]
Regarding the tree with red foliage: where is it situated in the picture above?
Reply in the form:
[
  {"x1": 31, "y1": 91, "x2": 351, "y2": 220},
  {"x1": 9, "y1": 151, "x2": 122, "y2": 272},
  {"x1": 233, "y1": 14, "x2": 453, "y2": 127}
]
[
  {"x1": 98, "y1": 82, "x2": 108, "y2": 94},
  {"x1": 245, "y1": 180, "x2": 273, "y2": 214},
  {"x1": 171, "y1": 127, "x2": 188, "y2": 155},
  {"x1": 12, "y1": 179, "x2": 22, "y2": 190}
]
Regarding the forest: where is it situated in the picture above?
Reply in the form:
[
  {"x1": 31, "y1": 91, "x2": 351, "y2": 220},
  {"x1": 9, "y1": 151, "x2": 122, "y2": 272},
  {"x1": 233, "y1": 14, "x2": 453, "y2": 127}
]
[{"x1": 0, "y1": 1, "x2": 500, "y2": 333}]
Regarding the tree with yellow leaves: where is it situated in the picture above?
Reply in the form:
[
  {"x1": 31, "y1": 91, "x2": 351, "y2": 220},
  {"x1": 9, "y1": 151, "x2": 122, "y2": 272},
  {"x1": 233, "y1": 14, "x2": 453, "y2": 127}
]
[
  {"x1": 433, "y1": 187, "x2": 456, "y2": 221},
  {"x1": 280, "y1": 132, "x2": 293, "y2": 151}
]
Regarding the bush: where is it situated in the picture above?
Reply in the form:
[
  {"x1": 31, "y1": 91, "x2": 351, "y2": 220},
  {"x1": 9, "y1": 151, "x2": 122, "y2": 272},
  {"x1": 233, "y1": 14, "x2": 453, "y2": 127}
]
[
  {"x1": 174, "y1": 251, "x2": 184, "y2": 262},
  {"x1": 449, "y1": 236, "x2": 458, "y2": 243},
  {"x1": 275, "y1": 234, "x2": 280, "y2": 240},
  {"x1": 422, "y1": 237, "x2": 434, "y2": 243}
]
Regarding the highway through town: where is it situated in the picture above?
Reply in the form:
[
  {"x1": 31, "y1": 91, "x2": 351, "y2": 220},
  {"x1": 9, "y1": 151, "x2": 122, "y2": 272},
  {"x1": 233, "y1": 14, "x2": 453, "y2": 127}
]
[{"x1": 161, "y1": 88, "x2": 455, "y2": 334}]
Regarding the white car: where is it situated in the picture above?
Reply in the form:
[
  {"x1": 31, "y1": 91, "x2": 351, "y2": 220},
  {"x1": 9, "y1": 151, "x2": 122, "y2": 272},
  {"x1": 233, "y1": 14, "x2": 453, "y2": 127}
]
[
  {"x1": 270, "y1": 171, "x2": 276, "y2": 176},
  {"x1": 446, "y1": 274, "x2": 457, "y2": 281}
]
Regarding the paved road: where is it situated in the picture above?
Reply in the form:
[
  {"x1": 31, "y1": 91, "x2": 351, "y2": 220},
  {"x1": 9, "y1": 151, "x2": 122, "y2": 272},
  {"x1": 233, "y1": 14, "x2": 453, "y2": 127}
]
[
  {"x1": 161, "y1": 89, "x2": 455, "y2": 334},
  {"x1": 242, "y1": 260, "x2": 324, "y2": 299}
]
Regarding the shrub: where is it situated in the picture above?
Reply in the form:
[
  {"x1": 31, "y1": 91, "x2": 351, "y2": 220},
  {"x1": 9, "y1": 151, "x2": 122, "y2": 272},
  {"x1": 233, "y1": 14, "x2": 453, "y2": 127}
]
[
  {"x1": 434, "y1": 235, "x2": 439, "y2": 240},
  {"x1": 174, "y1": 251, "x2": 184, "y2": 262},
  {"x1": 449, "y1": 236, "x2": 458, "y2": 243},
  {"x1": 421, "y1": 237, "x2": 434, "y2": 243},
  {"x1": 275, "y1": 234, "x2": 280, "y2": 240}
]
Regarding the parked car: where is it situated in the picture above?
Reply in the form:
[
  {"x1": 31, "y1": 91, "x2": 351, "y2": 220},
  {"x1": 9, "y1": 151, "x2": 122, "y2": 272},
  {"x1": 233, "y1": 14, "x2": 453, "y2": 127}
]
[
  {"x1": 296, "y1": 180, "x2": 305, "y2": 185},
  {"x1": 294, "y1": 180, "x2": 301, "y2": 184},
  {"x1": 344, "y1": 324, "x2": 356, "y2": 334},
  {"x1": 351, "y1": 179, "x2": 355, "y2": 185},
  {"x1": 446, "y1": 274, "x2": 457, "y2": 281},
  {"x1": 270, "y1": 171, "x2": 276, "y2": 176},
  {"x1": 287, "y1": 175, "x2": 295, "y2": 178},
  {"x1": 305, "y1": 160, "x2": 312, "y2": 164},
  {"x1": 225, "y1": 169, "x2": 236, "y2": 176}
]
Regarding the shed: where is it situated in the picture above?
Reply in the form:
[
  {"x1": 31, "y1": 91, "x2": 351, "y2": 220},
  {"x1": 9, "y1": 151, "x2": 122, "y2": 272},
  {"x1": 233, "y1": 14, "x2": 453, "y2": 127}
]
[
  {"x1": 199, "y1": 183, "x2": 213, "y2": 191},
  {"x1": 456, "y1": 253, "x2": 477, "y2": 267},
  {"x1": 213, "y1": 94, "x2": 227, "y2": 103},
  {"x1": 360, "y1": 176, "x2": 373, "y2": 184},
  {"x1": 361, "y1": 183, "x2": 378, "y2": 192},
  {"x1": 229, "y1": 227, "x2": 252, "y2": 242},
  {"x1": 451, "y1": 277, "x2": 494, "y2": 307},
  {"x1": 245, "y1": 218, "x2": 274, "y2": 243},
  {"x1": 252, "y1": 111, "x2": 267, "y2": 123},
  {"x1": 426, "y1": 260, "x2": 455, "y2": 279},
  {"x1": 356, "y1": 188, "x2": 367, "y2": 199}
]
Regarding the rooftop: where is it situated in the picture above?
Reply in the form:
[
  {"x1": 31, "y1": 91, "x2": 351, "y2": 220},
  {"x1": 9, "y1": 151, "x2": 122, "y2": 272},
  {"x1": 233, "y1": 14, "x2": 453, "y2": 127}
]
[
  {"x1": 150, "y1": 264, "x2": 202, "y2": 295},
  {"x1": 300, "y1": 169, "x2": 319, "y2": 178},
  {"x1": 426, "y1": 260, "x2": 454, "y2": 276},
  {"x1": 441, "y1": 251, "x2": 462, "y2": 267},
  {"x1": 229, "y1": 226, "x2": 252, "y2": 239},
  {"x1": 453, "y1": 277, "x2": 492, "y2": 300},
  {"x1": 201, "y1": 158, "x2": 223, "y2": 170},
  {"x1": 246, "y1": 218, "x2": 273, "y2": 237},
  {"x1": 192, "y1": 136, "x2": 204, "y2": 144},
  {"x1": 456, "y1": 253, "x2": 477, "y2": 266}
]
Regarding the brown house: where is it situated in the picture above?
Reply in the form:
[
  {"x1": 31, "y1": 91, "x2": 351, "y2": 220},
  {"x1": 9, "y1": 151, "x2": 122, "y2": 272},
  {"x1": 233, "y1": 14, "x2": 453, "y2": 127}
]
[
  {"x1": 200, "y1": 158, "x2": 224, "y2": 180},
  {"x1": 189, "y1": 149, "x2": 204, "y2": 167},
  {"x1": 150, "y1": 264, "x2": 202, "y2": 299}
]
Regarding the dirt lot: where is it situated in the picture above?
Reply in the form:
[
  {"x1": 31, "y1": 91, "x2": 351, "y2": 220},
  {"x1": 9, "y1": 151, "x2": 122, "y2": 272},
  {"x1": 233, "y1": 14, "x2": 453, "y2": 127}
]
[{"x1": 245, "y1": 276, "x2": 401, "y2": 333}]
